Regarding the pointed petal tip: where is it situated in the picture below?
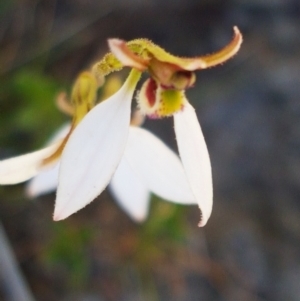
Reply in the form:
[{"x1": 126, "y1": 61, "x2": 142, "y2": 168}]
[
  {"x1": 233, "y1": 25, "x2": 241, "y2": 36},
  {"x1": 53, "y1": 197, "x2": 79, "y2": 221},
  {"x1": 199, "y1": 26, "x2": 243, "y2": 69},
  {"x1": 52, "y1": 215, "x2": 59, "y2": 222},
  {"x1": 53, "y1": 214, "x2": 62, "y2": 222},
  {"x1": 53, "y1": 209, "x2": 67, "y2": 222},
  {"x1": 52, "y1": 210, "x2": 61, "y2": 221},
  {"x1": 233, "y1": 25, "x2": 243, "y2": 47},
  {"x1": 198, "y1": 220, "x2": 206, "y2": 227},
  {"x1": 53, "y1": 198, "x2": 72, "y2": 221},
  {"x1": 133, "y1": 215, "x2": 147, "y2": 223},
  {"x1": 53, "y1": 206, "x2": 81, "y2": 221},
  {"x1": 197, "y1": 213, "x2": 209, "y2": 227},
  {"x1": 197, "y1": 200, "x2": 213, "y2": 227},
  {"x1": 198, "y1": 198, "x2": 213, "y2": 227}
]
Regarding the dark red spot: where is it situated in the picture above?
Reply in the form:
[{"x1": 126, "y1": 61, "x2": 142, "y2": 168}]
[{"x1": 145, "y1": 78, "x2": 157, "y2": 107}]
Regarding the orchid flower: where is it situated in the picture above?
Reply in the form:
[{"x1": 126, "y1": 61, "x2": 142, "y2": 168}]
[
  {"x1": 0, "y1": 27, "x2": 242, "y2": 226},
  {"x1": 26, "y1": 112, "x2": 197, "y2": 222},
  {"x1": 55, "y1": 27, "x2": 242, "y2": 226},
  {"x1": 0, "y1": 75, "x2": 195, "y2": 223}
]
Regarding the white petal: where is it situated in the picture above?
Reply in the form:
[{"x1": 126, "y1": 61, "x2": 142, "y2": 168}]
[
  {"x1": 124, "y1": 127, "x2": 196, "y2": 204},
  {"x1": 110, "y1": 157, "x2": 150, "y2": 222},
  {"x1": 26, "y1": 163, "x2": 59, "y2": 197},
  {"x1": 0, "y1": 141, "x2": 62, "y2": 185},
  {"x1": 174, "y1": 102, "x2": 213, "y2": 227},
  {"x1": 54, "y1": 71, "x2": 141, "y2": 221}
]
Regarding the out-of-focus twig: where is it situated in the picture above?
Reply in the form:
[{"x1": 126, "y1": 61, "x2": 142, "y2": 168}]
[
  {"x1": 1, "y1": 8, "x2": 112, "y2": 75},
  {"x1": 0, "y1": 222, "x2": 36, "y2": 301}
]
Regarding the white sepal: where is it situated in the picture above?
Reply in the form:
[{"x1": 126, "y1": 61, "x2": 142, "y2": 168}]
[
  {"x1": 54, "y1": 74, "x2": 138, "y2": 221},
  {"x1": 110, "y1": 155, "x2": 150, "y2": 222},
  {"x1": 0, "y1": 141, "x2": 62, "y2": 185},
  {"x1": 174, "y1": 102, "x2": 213, "y2": 227},
  {"x1": 125, "y1": 127, "x2": 196, "y2": 204}
]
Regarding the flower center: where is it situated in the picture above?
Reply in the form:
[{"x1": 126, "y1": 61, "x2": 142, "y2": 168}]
[{"x1": 137, "y1": 78, "x2": 187, "y2": 118}]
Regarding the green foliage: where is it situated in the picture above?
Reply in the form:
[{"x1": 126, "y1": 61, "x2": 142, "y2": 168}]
[
  {"x1": 0, "y1": 0, "x2": 14, "y2": 15},
  {"x1": 142, "y1": 197, "x2": 187, "y2": 241},
  {"x1": 42, "y1": 221, "x2": 94, "y2": 289},
  {"x1": 0, "y1": 69, "x2": 67, "y2": 149},
  {"x1": 136, "y1": 197, "x2": 188, "y2": 267}
]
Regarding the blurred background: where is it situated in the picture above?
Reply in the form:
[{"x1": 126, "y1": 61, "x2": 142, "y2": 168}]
[{"x1": 0, "y1": 0, "x2": 300, "y2": 300}]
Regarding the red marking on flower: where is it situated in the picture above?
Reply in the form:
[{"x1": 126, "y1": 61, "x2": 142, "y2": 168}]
[{"x1": 145, "y1": 78, "x2": 157, "y2": 107}]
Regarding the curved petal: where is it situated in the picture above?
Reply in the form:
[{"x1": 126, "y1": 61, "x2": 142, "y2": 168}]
[
  {"x1": 0, "y1": 141, "x2": 62, "y2": 185},
  {"x1": 174, "y1": 102, "x2": 213, "y2": 227},
  {"x1": 110, "y1": 157, "x2": 150, "y2": 222},
  {"x1": 26, "y1": 163, "x2": 59, "y2": 198},
  {"x1": 196, "y1": 26, "x2": 243, "y2": 69},
  {"x1": 124, "y1": 127, "x2": 196, "y2": 204},
  {"x1": 109, "y1": 27, "x2": 242, "y2": 72},
  {"x1": 54, "y1": 70, "x2": 141, "y2": 221}
]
